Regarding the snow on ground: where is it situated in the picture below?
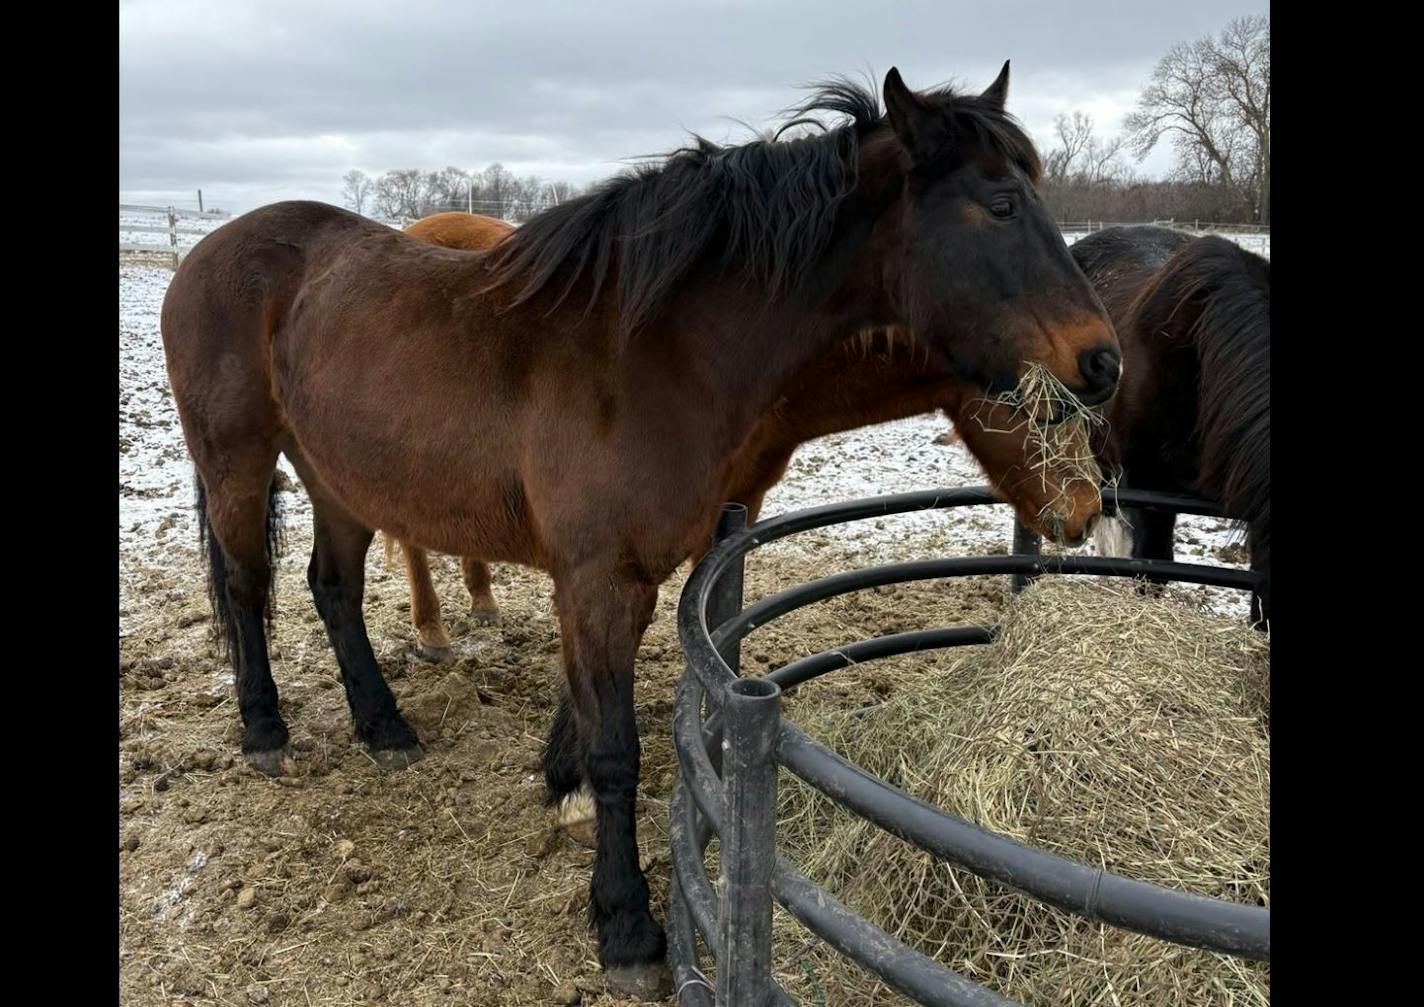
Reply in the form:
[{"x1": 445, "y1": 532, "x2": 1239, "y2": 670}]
[
  {"x1": 1062, "y1": 229, "x2": 1270, "y2": 261},
  {"x1": 119, "y1": 211, "x2": 229, "y2": 257},
  {"x1": 120, "y1": 225, "x2": 1259, "y2": 631}
]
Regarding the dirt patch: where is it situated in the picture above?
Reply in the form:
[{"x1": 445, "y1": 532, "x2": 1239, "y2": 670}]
[{"x1": 118, "y1": 521, "x2": 1008, "y2": 1006}]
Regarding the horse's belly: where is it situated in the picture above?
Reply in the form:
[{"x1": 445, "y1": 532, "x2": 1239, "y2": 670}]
[{"x1": 278, "y1": 395, "x2": 539, "y2": 566}]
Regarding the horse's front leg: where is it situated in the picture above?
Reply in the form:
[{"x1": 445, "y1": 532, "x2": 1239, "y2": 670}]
[{"x1": 554, "y1": 565, "x2": 668, "y2": 1000}]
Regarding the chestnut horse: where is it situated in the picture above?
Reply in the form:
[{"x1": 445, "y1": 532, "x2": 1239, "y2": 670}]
[
  {"x1": 161, "y1": 66, "x2": 1120, "y2": 996},
  {"x1": 386, "y1": 212, "x2": 1104, "y2": 662},
  {"x1": 1073, "y1": 225, "x2": 1270, "y2": 626}
]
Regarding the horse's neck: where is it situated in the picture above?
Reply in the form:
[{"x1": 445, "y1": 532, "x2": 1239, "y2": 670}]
[
  {"x1": 682, "y1": 300, "x2": 873, "y2": 458},
  {"x1": 777, "y1": 343, "x2": 948, "y2": 443},
  {"x1": 669, "y1": 225, "x2": 890, "y2": 455}
]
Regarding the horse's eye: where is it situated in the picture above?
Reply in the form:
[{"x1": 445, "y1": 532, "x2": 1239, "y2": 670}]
[{"x1": 990, "y1": 197, "x2": 1015, "y2": 219}]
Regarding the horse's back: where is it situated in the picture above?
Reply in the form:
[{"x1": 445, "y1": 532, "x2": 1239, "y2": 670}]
[
  {"x1": 405, "y1": 212, "x2": 515, "y2": 251},
  {"x1": 1070, "y1": 225, "x2": 1191, "y2": 277},
  {"x1": 162, "y1": 202, "x2": 383, "y2": 347}
]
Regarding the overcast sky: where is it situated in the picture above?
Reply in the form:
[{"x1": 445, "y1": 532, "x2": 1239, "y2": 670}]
[{"x1": 120, "y1": 0, "x2": 1267, "y2": 214}]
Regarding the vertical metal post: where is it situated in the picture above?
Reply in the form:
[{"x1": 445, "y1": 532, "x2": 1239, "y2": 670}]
[
  {"x1": 1010, "y1": 519, "x2": 1041, "y2": 594},
  {"x1": 707, "y1": 503, "x2": 747, "y2": 676},
  {"x1": 716, "y1": 677, "x2": 781, "y2": 1007},
  {"x1": 167, "y1": 206, "x2": 179, "y2": 270}
]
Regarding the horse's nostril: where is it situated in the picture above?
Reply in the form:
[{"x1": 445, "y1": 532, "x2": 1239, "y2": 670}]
[{"x1": 1079, "y1": 344, "x2": 1121, "y2": 392}]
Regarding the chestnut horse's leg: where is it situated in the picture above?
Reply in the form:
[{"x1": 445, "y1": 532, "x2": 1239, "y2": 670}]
[
  {"x1": 459, "y1": 557, "x2": 501, "y2": 624},
  {"x1": 402, "y1": 544, "x2": 454, "y2": 663},
  {"x1": 196, "y1": 464, "x2": 292, "y2": 777},
  {"x1": 554, "y1": 566, "x2": 668, "y2": 998},
  {"x1": 306, "y1": 499, "x2": 423, "y2": 768}
]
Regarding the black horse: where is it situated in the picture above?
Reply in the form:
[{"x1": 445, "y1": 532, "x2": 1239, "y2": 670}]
[{"x1": 1073, "y1": 226, "x2": 1270, "y2": 626}]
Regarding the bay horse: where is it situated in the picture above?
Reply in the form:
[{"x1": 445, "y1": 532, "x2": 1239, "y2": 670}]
[
  {"x1": 386, "y1": 212, "x2": 1105, "y2": 663},
  {"x1": 1073, "y1": 225, "x2": 1270, "y2": 626},
  {"x1": 161, "y1": 65, "x2": 1121, "y2": 996}
]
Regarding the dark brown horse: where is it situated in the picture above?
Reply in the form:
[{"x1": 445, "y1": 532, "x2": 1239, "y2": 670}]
[
  {"x1": 1073, "y1": 225, "x2": 1270, "y2": 626},
  {"x1": 385, "y1": 212, "x2": 1105, "y2": 664},
  {"x1": 161, "y1": 66, "x2": 1120, "y2": 996}
]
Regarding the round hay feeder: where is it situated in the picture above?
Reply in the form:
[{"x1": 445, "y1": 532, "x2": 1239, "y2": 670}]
[{"x1": 668, "y1": 488, "x2": 1268, "y2": 1006}]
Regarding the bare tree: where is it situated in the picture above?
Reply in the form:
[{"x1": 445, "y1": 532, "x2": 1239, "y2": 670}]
[
  {"x1": 480, "y1": 164, "x2": 517, "y2": 218},
  {"x1": 341, "y1": 169, "x2": 372, "y2": 215},
  {"x1": 1045, "y1": 112, "x2": 1127, "y2": 185},
  {"x1": 372, "y1": 169, "x2": 428, "y2": 221},
  {"x1": 1214, "y1": 15, "x2": 1270, "y2": 221},
  {"x1": 545, "y1": 180, "x2": 579, "y2": 205},
  {"x1": 1044, "y1": 112, "x2": 1093, "y2": 183},
  {"x1": 1126, "y1": 14, "x2": 1269, "y2": 221},
  {"x1": 428, "y1": 167, "x2": 470, "y2": 212}
]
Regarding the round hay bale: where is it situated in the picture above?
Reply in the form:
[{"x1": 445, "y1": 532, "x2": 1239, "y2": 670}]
[{"x1": 772, "y1": 578, "x2": 1269, "y2": 1006}]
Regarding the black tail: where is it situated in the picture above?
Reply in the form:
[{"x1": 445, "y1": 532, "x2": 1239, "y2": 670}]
[{"x1": 194, "y1": 473, "x2": 284, "y2": 661}]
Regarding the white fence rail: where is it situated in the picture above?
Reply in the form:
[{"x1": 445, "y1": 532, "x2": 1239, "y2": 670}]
[{"x1": 119, "y1": 204, "x2": 230, "y2": 267}]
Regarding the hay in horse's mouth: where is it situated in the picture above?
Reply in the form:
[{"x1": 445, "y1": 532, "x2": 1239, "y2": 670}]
[{"x1": 965, "y1": 363, "x2": 1106, "y2": 528}]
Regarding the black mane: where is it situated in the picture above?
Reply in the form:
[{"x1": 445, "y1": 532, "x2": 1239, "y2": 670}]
[
  {"x1": 481, "y1": 75, "x2": 1042, "y2": 338},
  {"x1": 1140, "y1": 236, "x2": 1272, "y2": 541}
]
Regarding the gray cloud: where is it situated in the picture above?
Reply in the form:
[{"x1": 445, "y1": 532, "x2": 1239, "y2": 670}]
[{"x1": 120, "y1": 0, "x2": 1267, "y2": 212}]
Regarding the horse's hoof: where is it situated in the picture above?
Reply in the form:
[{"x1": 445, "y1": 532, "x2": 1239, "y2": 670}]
[
  {"x1": 469, "y1": 607, "x2": 500, "y2": 626},
  {"x1": 605, "y1": 962, "x2": 672, "y2": 1001},
  {"x1": 369, "y1": 746, "x2": 425, "y2": 771},
  {"x1": 245, "y1": 747, "x2": 296, "y2": 777},
  {"x1": 416, "y1": 642, "x2": 455, "y2": 664},
  {"x1": 565, "y1": 819, "x2": 597, "y2": 849}
]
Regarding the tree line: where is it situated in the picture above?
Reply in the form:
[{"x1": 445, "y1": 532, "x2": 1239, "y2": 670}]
[
  {"x1": 1044, "y1": 14, "x2": 1269, "y2": 224},
  {"x1": 341, "y1": 164, "x2": 582, "y2": 223},
  {"x1": 342, "y1": 14, "x2": 1268, "y2": 227}
]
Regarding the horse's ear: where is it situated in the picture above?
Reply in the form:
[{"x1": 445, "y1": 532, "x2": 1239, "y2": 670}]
[
  {"x1": 883, "y1": 67, "x2": 948, "y2": 162},
  {"x1": 981, "y1": 60, "x2": 1010, "y2": 109}
]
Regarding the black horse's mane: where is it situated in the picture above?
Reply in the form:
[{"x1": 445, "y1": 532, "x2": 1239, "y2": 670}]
[
  {"x1": 481, "y1": 75, "x2": 1041, "y2": 337},
  {"x1": 1138, "y1": 236, "x2": 1272, "y2": 541}
]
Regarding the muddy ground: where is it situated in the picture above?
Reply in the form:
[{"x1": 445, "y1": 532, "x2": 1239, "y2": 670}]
[{"x1": 118, "y1": 512, "x2": 1020, "y2": 1006}]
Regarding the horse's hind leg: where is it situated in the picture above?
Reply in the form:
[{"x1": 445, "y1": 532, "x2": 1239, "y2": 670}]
[
  {"x1": 402, "y1": 544, "x2": 454, "y2": 663},
  {"x1": 542, "y1": 587, "x2": 662, "y2": 848},
  {"x1": 460, "y1": 557, "x2": 501, "y2": 624},
  {"x1": 543, "y1": 691, "x2": 596, "y2": 846},
  {"x1": 196, "y1": 459, "x2": 293, "y2": 777},
  {"x1": 554, "y1": 566, "x2": 667, "y2": 998},
  {"x1": 306, "y1": 496, "x2": 423, "y2": 769}
]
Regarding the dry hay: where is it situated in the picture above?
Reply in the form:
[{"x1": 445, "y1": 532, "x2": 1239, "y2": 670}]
[
  {"x1": 771, "y1": 578, "x2": 1270, "y2": 1006},
  {"x1": 963, "y1": 363, "x2": 1107, "y2": 529}
]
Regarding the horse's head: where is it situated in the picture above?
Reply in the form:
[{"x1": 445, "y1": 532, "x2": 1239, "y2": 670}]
[
  {"x1": 862, "y1": 65, "x2": 1120, "y2": 417},
  {"x1": 941, "y1": 384, "x2": 1104, "y2": 546}
]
